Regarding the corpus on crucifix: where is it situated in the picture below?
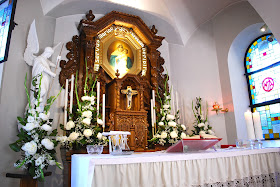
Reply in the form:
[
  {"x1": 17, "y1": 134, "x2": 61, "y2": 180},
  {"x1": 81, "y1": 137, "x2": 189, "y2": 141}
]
[{"x1": 121, "y1": 86, "x2": 138, "y2": 110}]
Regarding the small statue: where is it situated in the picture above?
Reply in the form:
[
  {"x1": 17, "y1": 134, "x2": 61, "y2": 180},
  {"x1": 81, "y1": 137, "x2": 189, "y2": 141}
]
[{"x1": 24, "y1": 20, "x2": 60, "y2": 108}]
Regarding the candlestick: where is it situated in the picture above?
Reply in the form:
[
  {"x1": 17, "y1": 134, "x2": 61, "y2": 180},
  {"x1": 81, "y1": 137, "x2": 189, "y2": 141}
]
[
  {"x1": 97, "y1": 82, "x2": 100, "y2": 118},
  {"x1": 102, "y1": 94, "x2": 105, "y2": 129},
  {"x1": 253, "y1": 111, "x2": 263, "y2": 139},
  {"x1": 244, "y1": 110, "x2": 256, "y2": 139},
  {"x1": 69, "y1": 74, "x2": 74, "y2": 113},
  {"x1": 64, "y1": 79, "x2": 69, "y2": 126}
]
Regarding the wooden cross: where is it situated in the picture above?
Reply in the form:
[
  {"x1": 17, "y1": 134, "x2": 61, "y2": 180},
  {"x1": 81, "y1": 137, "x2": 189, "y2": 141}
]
[{"x1": 121, "y1": 86, "x2": 138, "y2": 110}]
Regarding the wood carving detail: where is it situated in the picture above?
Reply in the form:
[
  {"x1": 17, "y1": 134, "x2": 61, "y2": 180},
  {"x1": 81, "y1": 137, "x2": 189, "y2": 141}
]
[{"x1": 59, "y1": 35, "x2": 80, "y2": 86}]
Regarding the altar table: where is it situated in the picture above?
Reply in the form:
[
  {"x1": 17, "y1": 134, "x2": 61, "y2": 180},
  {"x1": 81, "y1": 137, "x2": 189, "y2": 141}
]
[{"x1": 71, "y1": 148, "x2": 280, "y2": 187}]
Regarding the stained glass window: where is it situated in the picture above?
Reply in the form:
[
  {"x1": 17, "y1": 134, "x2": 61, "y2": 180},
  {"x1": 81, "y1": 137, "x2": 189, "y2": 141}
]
[{"x1": 245, "y1": 34, "x2": 280, "y2": 140}]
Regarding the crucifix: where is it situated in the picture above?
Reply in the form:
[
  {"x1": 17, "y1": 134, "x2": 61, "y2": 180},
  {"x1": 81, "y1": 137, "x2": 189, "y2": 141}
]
[{"x1": 121, "y1": 86, "x2": 138, "y2": 110}]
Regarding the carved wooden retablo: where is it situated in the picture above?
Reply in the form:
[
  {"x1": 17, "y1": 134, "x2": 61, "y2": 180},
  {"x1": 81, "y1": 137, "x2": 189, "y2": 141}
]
[{"x1": 59, "y1": 10, "x2": 168, "y2": 151}]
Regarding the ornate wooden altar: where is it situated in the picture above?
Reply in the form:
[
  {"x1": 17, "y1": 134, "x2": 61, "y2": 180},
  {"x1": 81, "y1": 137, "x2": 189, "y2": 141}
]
[{"x1": 59, "y1": 10, "x2": 168, "y2": 151}]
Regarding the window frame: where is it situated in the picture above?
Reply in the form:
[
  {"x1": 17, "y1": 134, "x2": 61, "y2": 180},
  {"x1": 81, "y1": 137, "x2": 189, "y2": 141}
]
[{"x1": 244, "y1": 33, "x2": 280, "y2": 110}]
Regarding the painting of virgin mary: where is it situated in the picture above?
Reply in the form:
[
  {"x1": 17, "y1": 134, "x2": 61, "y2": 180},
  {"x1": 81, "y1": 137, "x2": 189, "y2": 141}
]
[{"x1": 109, "y1": 42, "x2": 133, "y2": 76}]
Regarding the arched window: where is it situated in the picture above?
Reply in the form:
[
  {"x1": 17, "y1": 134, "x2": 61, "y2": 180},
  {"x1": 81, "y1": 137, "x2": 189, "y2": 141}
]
[{"x1": 245, "y1": 34, "x2": 280, "y2": 140}]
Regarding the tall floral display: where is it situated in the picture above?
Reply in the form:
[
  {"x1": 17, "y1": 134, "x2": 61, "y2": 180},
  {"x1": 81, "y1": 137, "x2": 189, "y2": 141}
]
[
  {"x1": 191, "y1": 97, "x2": 215, "y2": 136},
  {"x1": 57, "y1": 63, "x2": 107, "y2": 150},
  {"x1": 9, "y1": 74, "x2": 62, "y2": 180},
  {"x1": 150, "y1": 74, "x2": 187, "y2": 146}
]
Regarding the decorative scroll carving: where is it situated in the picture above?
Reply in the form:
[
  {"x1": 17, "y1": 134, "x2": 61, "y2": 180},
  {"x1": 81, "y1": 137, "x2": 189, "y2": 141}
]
[
  {"x1": 86, "y1": 10, "x2": 95, "y2": 21},
  {"x1": 114, "y1": 111, "x2": 148, "y2": 151},
  {"x1": 134, "y1": 116, "x2": 148, "y2": 150},
  {"x1": 59, "y1": 35, "x2": 80, "y2": 86},
  {"x1": 108, "y1": 113, "x2": 115, "y2": 131},
  {"x1": 150, "y1": 25, "x2": 158, "y2": 35}
]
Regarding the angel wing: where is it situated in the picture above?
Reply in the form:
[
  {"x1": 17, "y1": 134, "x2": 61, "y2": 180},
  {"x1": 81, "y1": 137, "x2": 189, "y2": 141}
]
[{"x1": 24, "y1": 20, "x2": 39, "y2": 66}]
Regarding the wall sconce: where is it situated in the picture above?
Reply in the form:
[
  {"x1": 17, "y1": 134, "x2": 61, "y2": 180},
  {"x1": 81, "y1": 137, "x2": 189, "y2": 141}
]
[
  {"x1": 260, "y1": 24, "x2": 268, "y2": 32},
  {"x1": 211, "y1": 102, "x2": 228, "y2": 114}
]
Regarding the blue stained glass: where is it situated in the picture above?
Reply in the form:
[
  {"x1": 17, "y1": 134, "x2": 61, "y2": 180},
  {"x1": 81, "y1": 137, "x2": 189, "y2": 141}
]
[
  {"x1": 271, "y1": 114, "x2": 278, "y2": 117},
  {"x1": 247, "y1": 35, "x2": 280, "y2": 139},
  {"x1": 263, "y1": 130, "x2": 269, "y2": 135},
  {"x1": 261, "y1": 115, "x2": 267, "y2": 120},
  {"x1": 268, "y1": 123, "x2": 272, "y2": 129},
  {"x1": 272, "y1": 121, "x2": 278, "y2": 125}
]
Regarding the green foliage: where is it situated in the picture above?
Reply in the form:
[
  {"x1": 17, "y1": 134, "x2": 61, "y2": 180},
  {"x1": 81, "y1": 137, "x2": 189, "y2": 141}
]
[
  {"x1": 58, "y1": 59, "x2": 107, "y2": 150},
  {"x1": 17, "y1": 117, "x2": 26, "y2": 126},
  {"x1": 191, "y1": 97, "x2": 214, "y2": 136},
  {"x1": 151, "y1": 71, "x2": 187, "y2": 146},
  {"x1": 10, "y1": 73, "x2": 62, "y2": 180},
  {"x1": 24, "y1": 74, "x2": 31, "y2": 109}
]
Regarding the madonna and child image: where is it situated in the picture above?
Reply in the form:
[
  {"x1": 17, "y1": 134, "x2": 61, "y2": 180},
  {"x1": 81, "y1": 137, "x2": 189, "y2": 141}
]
[{"x1": 108, "y1": 41, "x2": 134, "y2": 76}]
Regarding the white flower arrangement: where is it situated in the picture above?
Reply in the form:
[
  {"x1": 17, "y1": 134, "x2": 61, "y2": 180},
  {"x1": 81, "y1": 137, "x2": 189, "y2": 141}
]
[
  {"x1": 150, "y1": 72, "x2": 188, "y2": 146},
  {"x1": 9, "y1": 74, "x2": 62, "y2": 180},
  {"x1": 58, "y1": 61, "x2": 107, "y2": 150},
  {"x1": 191, "y1": 97, "x2": 215, "y2": 136}
]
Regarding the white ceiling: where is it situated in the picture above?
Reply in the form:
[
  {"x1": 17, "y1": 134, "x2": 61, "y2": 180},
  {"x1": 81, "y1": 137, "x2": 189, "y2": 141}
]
[{"x1": 40, "y1": 0, "x2": 246, "y2": 45}]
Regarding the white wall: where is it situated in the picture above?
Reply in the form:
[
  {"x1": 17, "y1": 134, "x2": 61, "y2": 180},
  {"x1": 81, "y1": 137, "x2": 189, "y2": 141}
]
[
  {"x1": 0, "y1": 0, "x2": 56, "y2": 187},
  {"x1": 212, "y1": 1, "x2": 264, "y2": 143},
  {"x1": 228, "y1": 23, "x2": 269, "y2": 140},
  {"x1": 248, "y1": 0, "x2": 280, "y2": 41},
  {"x1": 167, "y1": 1, "x2": 266, "y2": 144},
  {"x1": 168, "y1": 21, "x2": 228, "y2": 144}
]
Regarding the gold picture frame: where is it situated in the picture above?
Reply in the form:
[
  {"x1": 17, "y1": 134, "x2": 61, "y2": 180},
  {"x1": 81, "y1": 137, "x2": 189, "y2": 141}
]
[{"x1": 94, "y1": 25, "x2": 146, "y2": 79}]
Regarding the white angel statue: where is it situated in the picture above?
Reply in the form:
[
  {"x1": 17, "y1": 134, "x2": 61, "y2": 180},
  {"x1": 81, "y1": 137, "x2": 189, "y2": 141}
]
[{"x1": 24, "y1": 20, "x2": 60, "y2": 108}]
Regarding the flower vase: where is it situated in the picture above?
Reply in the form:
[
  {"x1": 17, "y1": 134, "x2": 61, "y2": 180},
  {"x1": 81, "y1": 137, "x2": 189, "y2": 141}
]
[{"x1": 86, "y1": 145, "x2": 104, "y2": 154}]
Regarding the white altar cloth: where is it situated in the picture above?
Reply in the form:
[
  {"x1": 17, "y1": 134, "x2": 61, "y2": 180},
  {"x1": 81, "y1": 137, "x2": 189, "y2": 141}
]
[{"x1": 71, "y1": 148, "x2": 280, "y2": 187}]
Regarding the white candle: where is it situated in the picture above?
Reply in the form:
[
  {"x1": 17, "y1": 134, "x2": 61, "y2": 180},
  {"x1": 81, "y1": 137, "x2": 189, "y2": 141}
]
[
  {"x1": 244, "y1": 110, "x2": 256, "y2": 139},
  {"x1": 253, "y1": 111, "x2": 263, "y2": 139},
  {"x1": 152, "y1": 90, "x2": 156, "y2": 127},
  {"x1": 69, "y1": 74, "x2": 74, "y2": 113},
  {"x1": 64, "y1": 79, "x2": 69, "y2": 125},
  {"x1": 176, "y1": 91, "x2": 179, "y2": 112},
  {"x1": 152, "y1": 90, "x2": 155, "y2": 105},
  {"x1": 176, "y1": 91, "x2": 180, "y2": 123},
  {"x1": 97, "y1": 82, "x2": 100, "y2": 118},
  {"x1": 151, "y1": 99, "x2": 154, "y2": 127},
  {"x1": 182, "y1": 99, "x2": 185, "y2": 125},
  {"x1": 102, "y1": 94, "x2": 105, "y2": 128},
  {"x1": 171, "y1": 88, "x2": 175, "y2": 114}
]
